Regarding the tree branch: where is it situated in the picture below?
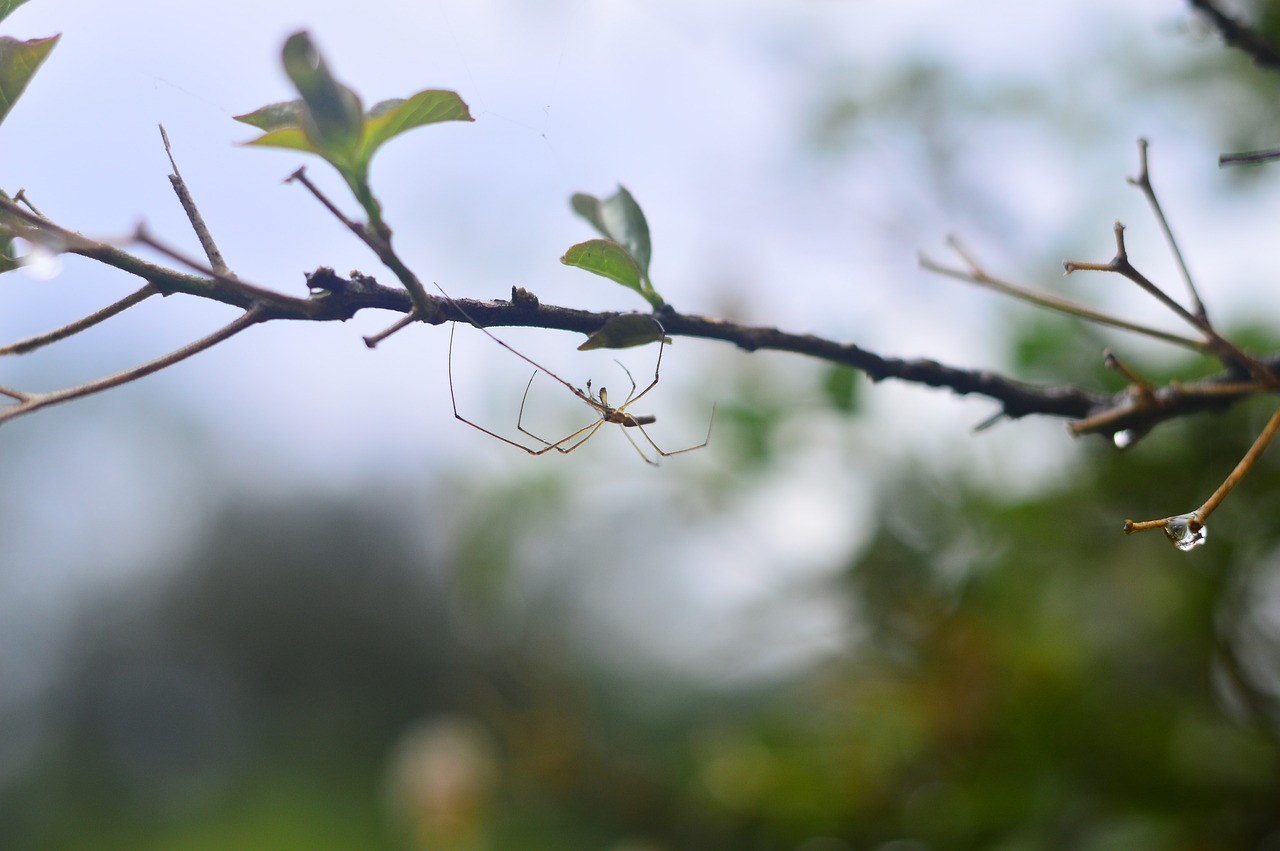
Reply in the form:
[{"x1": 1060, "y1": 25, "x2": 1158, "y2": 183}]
[{"x1": 1188, "y1": 0, "x2": 1280, "y2": 72}]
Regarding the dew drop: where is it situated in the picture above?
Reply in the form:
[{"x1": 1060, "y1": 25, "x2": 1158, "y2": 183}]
[
  {"x1": 1164, "y1": 513, "x2": 1207, "y2": 552},
  {"x1": 1113, "y1": 430, "x2": 1134, "y2": 449},
  {"x1": 11, "y1": 236, "x2": 63, "y2": 280}
]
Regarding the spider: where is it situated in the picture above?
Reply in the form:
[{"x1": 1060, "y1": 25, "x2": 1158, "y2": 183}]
[{"x1": 442, "y1": 292, "x2": 713, "y2": 465}]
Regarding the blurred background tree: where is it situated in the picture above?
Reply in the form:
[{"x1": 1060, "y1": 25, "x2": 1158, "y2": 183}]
[{"x1": 6, "y1": 2, "x2": 1280, "y2": 850}]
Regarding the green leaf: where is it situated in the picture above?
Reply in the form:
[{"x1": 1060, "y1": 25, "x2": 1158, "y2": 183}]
[
  {"x1": 238, "y1": 125, "x2": 317, "y2": 154},
  {"x1": 0, "y1": 236, "x2": 17, "y2": 274},
  {"x1": 281, "y1": 31, "x2": 363, "y2": 161},
  {"x1": 578, "y1": 313, "x2": 670, "y2": 351},
  {"x1": 0, "y1": 34, "x2": 57, "y2": 128},
  {"x1": 570, "y1": 193, "x2": 609, "y2": 237},
  {"x1": 561, "y1": 239, "x2": 647, "y2": 297},
  {"x1": 570, "y1": 186, "x2": 651, "y2": 277},
  {"x1": 233, "y1": 100, "x2": 305, "y2": 132},
  {"x1": 0, "y1": 1, "x2": 31, "y2": 26},
  {"x1": 822, "y1": 365, "x2": 861, "y2": 414},
  {"x1": 359, "y1": 90, "x2": 473, "y2": 165}
]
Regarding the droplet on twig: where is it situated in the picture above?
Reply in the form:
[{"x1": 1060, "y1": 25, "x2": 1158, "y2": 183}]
[
  {"x1": 11, "y1": 236, "x2": 63, "y2": 280},
  {"x1": 1164, "y1": 513, "x2": 1206, "y2": 552},
  {"x1": 1113, "y1": 430, "x2": 1134, "y2": 449}
]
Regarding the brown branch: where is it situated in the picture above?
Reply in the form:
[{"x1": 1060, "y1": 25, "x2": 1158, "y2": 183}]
[
  {"x1": 1127, "y1": 138, "x2": 1207, "y2": 321},
  {"x1": 1064, "y1": 222, "x2": 1276, "y2": 385},
  {"x1": 160, "y1": 124, "x2": 233, "y2": 277},
  {"x1": 0, "y1": 306, "x2": 266, "y2": 425},
  {"x1": 1188, "y1": 0, "x2": 1280, "y2": 72},
  {"x1": 0, "y1": 284, "x2": 158, "y2": 356},
  {"x1": 286, "y1": 167, "x2": 441, "y2": 327}
]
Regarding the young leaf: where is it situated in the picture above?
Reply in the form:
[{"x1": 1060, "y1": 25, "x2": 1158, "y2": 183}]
[
  {"x1": 0, "y1": 1, "x2": 32, "y2": 26},
  {"x1": 822, "y1": 365, "x2": 861, "y2": 414},
  {"x1": 599, "y1": 186, "x2": 651, "y2": 277},
  {"x1": 570, "y1": 193, "x2": 609, "y2": 237},
  {"x1": 233, "y1": 100, "x2": 305, "y2": 132},
  {"x1": 359, "y1": 90, "x2": 473, "y2": 166},
  {"x1": 0, "y1": 34, "x2": 58, "y2": 128},
  {"x1": 562, "y1": 239, "x2": 645, "y2": 296},
  {"x1": 0, "y1": 236, "x2": 17, "y2": 274},
  {"x1": 578, "y1": 313, "x2": 670, "y2": 351},
  {"x1": 238, "y1": 125, "x2": 316, "y2": 155},
  {"x1": 570, "y1": 186, "x2": 652, "y2": 277},
  {"x1": 281, "y1": 31, "x2": 363, "y2": 162}
]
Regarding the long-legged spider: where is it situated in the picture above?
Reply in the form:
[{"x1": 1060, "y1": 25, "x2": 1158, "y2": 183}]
[{"x1": 442, "y1": 293, "x2": 713, "y2": 465}]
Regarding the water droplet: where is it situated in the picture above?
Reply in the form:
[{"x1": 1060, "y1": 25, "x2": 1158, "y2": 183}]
[
  {"x1": 1114, "y1": 430, "x2": 1134, "y2": 449},
  {"x1": 1164, "y1": 513, "x2": 1206, "y2": 552},
  {"x1": 10, "y1": 236, "x2": 63, "y2": 280}
]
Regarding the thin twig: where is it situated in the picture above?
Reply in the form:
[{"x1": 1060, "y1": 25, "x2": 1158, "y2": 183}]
[
  {"x1": 921, "y1": 240, "x2": 1209, "y2": 354},
  {"x1": 0, "y1": 284, "x2": 159, "y2": 356},
  {"x1": 0, "y1": 307, "x2": 266, "y2": 425},
  {"x1": 1104, "y1": 350, "x2": 1156, "y2": 399},
  {"x1": 132, "y1": 225, "x2": 307, "y2": 314},
  {"x1": 1220, "y1": 147, "x2": 1280, "y2": 167},
  {"x1": 160, "y1": 124, "x2": 232, "y2": 277},
  {"x1": 363, "y1": 310, "x2": 418, "y2": 348},
  {"x1": 1195, "y1": 403, "x2": 1280, "y2": 521},
  {"x1": 11, "y1": 189, "x2": 44, "y2": 217},
  {"x1": 1064, "y1": 222, "x2": 1276, "y2": 385},
  {"x1": 1126, "y1": 138, "x2": 1206, "y2": 321},
  {"x1": 286, "y1": 167, "x2": 440, "y2": 328},
  {"x1": 1123, "y1": 402, "x2": 1280, "y2": 539}
]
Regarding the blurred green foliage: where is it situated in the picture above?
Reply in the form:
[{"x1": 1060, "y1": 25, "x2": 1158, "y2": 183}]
[{"x1": 6, "y1": 385, "x2": 1280, "y2": 850}]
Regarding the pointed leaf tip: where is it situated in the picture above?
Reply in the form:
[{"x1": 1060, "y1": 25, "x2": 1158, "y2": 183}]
[
  {"x1": 0, "y1": 1, "x2": 33, "y2": 26},
  {"x1": 359, "y1": 89, "x2": 473, "y2": 165},
  {"x1": 562, "y1": 239, "x2": 644, "y2": 294},
  {"x1": 0, "y1": 33, "x2": 59, "y2": 128},
  {"x1": 578, "y1": 313, "x2": 669, "y2": 350},
  {"x1": 281, "y1": 31, "x2": 364, "y2": 159}
]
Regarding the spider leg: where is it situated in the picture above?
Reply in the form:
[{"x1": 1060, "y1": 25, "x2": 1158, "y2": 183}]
[
  {"x1": 436, "y1": 283, "x2": 599, "y2": 401},
  {"x1": 447, "y1": 325, "x2": 565, "y2": 455},
  {"x1": 516, "y1": 370, "x2": 610, "y2": 453},
  {"x1": 614, "y1": 316, "x2": 666, "y2": 410},
  {"x1": 632, "y1": 403, "x2": 717, "y2": 459},
  {"x1": 617, "y1": 424, "x2": 659, "y2": 466}
]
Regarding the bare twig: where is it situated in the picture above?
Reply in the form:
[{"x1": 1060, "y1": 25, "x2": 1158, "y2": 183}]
[
  {"x1": 287, "y1": 167, "x2": 441, "y2": 328},
  {"x1": 0, "y1": 284, "x2": 159, "y2": 356},
  {"x1": 1104, "y1": 350, "x2": 1156, "y2": 399},
  {"x1": 132, "y1": 224, "x2": 304, "y2": 314},
  {"x1": 11, "y1": 189, "x2": 44, "y2": 217},
  {"x1": 1064, "y1": 222, "x2": 1275, "y2": 385},
  {"x1": 1124, "y1": 403, "x2": 1280, "y2": 544},
  {"x1": 0, "y1": 306, "x2": 266, "y2": 425},
  {"x1": 1220, "y1": 147, "x2": 1280, "y2": 167},
  {"x1": 1127, "y1": 138, "x2": 1206, "y2": 321},
  {"x1": 160, "y1": 124, "x2": 233, "y2": 277},
  {"x1": 921, "y1": 238, "x2": 1208, "y2": 354}
]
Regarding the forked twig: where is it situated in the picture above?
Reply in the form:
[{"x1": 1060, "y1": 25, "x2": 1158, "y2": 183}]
[
  {"x1": 287, "y1": 167, "x2": 440, "y2": 331},
  {"x1": 0, "y1": 284, "x2": 159, "y2": 356},
  {"x1": 1124, "y1": 403, "x2": 1280, "y2": 549},
  {"x1": 1064, "y1": 222, "x2": 1275, "y2": 386},
  {"x1": 160, "y1": 124, "x2": 233, "y2": 278},
  {"x1": 920, "y1": 237, "x2": 1208, "y2": 354},
  {"x1": 0, "y1": 306, "x2": 266, "y2": 425},
  {"x1": 1126, "y1": 138, "x2": 1206, "y2": 321}
]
